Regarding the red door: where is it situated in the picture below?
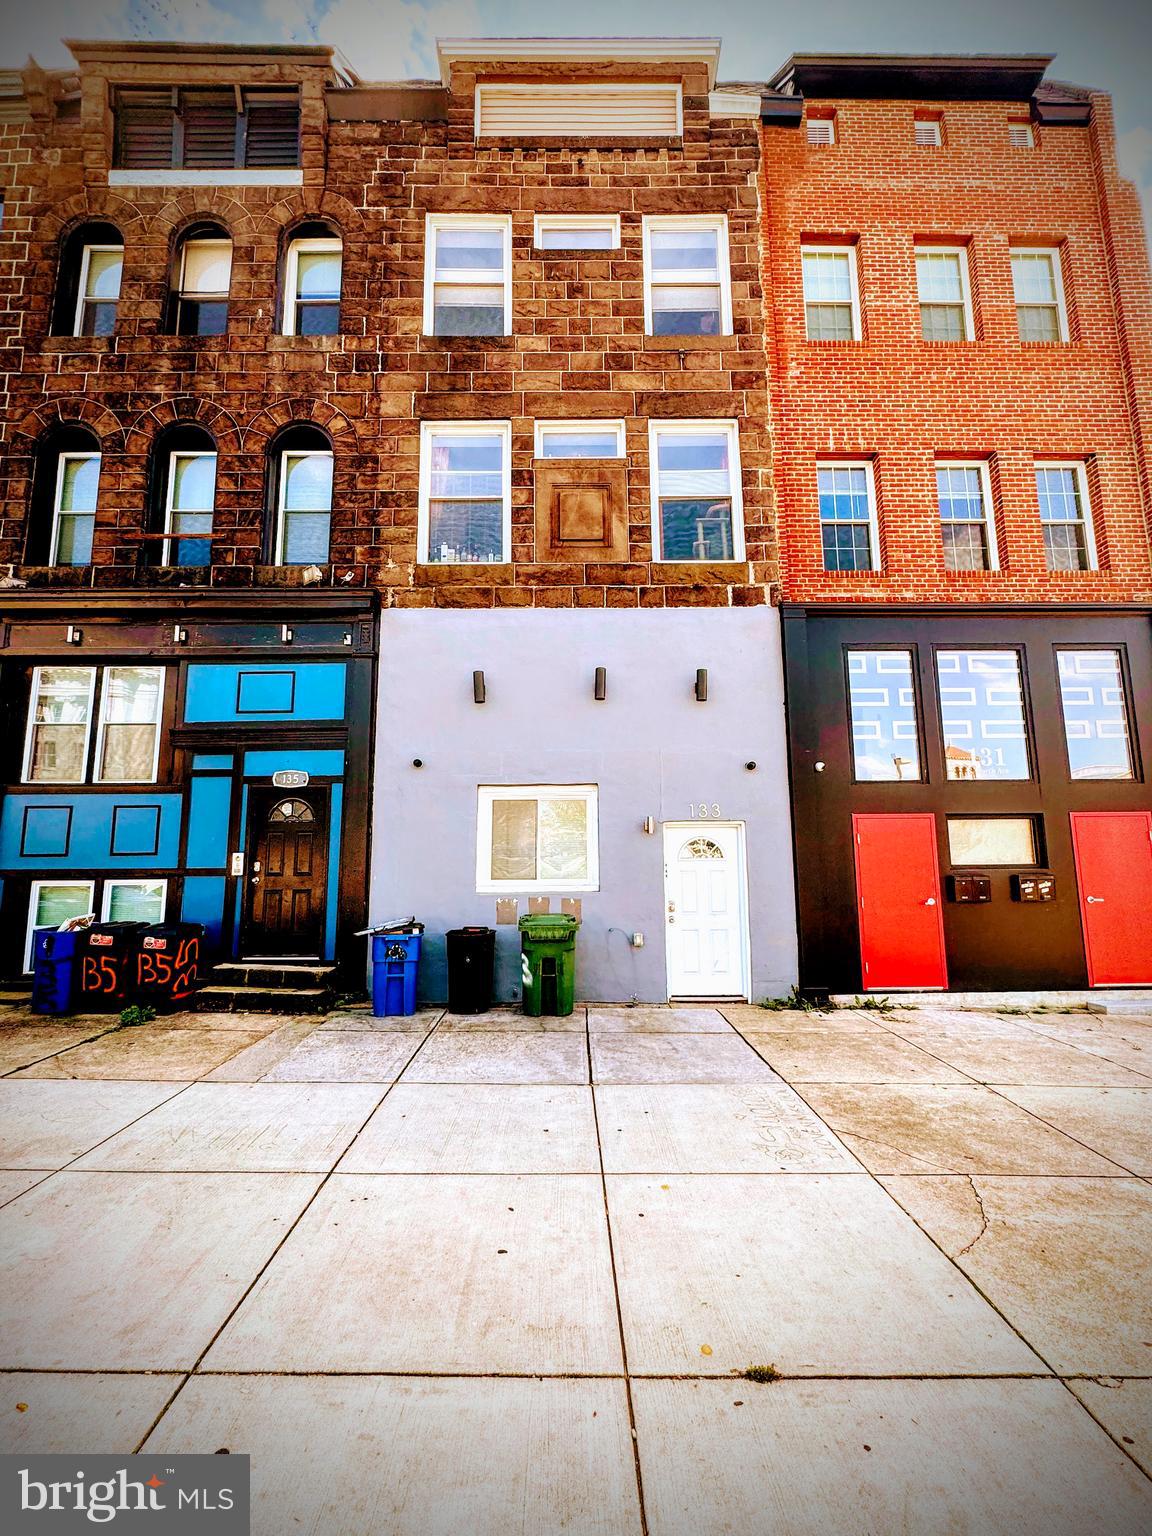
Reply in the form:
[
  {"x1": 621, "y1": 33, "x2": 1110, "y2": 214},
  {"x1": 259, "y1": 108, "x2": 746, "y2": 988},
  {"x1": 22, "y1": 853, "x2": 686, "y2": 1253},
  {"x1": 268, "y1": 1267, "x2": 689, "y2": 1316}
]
[
  {"x1": 1070, "y1": 812, "x2": 1152, "y2": 986},
  {"x1": 853, "y1": 814, "x2": 948, "y2": 990}
]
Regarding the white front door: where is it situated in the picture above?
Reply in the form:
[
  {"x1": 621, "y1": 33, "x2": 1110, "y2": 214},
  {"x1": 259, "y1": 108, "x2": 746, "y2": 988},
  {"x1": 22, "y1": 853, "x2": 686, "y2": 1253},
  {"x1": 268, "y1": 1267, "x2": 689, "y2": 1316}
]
[{"x1": 662, "y1": 822, "x2": 749, "y2": 998}]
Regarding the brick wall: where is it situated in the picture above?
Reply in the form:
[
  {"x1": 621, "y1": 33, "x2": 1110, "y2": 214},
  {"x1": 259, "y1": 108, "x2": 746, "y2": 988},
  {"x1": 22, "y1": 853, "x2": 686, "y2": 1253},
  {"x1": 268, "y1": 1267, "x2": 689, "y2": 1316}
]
[
  {"x1": 761, "y1": 94, "x2": 1152, "y2": 605},
  {"x1": 0, "y1": 50, "x2": 774, "y2": 609}
]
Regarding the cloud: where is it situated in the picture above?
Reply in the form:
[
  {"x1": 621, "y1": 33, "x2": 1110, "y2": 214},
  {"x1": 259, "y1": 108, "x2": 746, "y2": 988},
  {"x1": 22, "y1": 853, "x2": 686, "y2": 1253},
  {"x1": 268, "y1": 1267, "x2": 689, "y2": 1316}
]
[{"x1": 316, "y1": 0, "x2": 484, "y2": 79}]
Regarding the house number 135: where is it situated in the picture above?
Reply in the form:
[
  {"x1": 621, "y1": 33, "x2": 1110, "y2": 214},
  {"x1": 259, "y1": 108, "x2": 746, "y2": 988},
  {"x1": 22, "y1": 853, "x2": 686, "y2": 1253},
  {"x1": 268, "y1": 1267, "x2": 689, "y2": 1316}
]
[{"x1": 689, "y1": 802, "x2": 722, "y2": 818}]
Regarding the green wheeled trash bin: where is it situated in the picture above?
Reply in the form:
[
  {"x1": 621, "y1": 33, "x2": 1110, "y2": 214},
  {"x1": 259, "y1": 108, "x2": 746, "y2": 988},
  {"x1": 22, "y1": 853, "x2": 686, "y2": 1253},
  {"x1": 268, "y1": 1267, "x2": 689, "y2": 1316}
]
[{"x1": 518, "y1": 913, "x2": 580, "y2": 1017}]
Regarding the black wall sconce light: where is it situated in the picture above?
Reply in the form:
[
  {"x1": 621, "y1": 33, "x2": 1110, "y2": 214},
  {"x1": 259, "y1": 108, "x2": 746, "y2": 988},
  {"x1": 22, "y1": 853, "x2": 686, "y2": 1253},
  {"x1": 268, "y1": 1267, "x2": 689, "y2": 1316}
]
[
  {"x1": 594, "y1": 666, "x2": 607, "y2": 701},
  {"x1": 695, "y1": 668, "x2": 709, "y2": 702},
  {"x1": 473, "y1": 670, "x2": 486, "y2": 704}
]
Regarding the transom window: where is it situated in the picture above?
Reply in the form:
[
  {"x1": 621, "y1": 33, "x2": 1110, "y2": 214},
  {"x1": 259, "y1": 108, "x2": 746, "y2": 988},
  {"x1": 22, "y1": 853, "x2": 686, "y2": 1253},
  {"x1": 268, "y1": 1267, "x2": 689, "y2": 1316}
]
[
  {"x1": 102, "y1": 879, "x2": 167, "y2": 924},
  {"x1": 1011, "y1": 248, "x2": 1067, "y2": 342},
  {"x1": 649, "y1": 421, "x2": 743, "y2": 562},
  {"x1": 846, "y1": 650, "x2": 922, "y2": 783},
  {"x1": 533, "y1": 214, "x2": 620, "y2": 251},
  {"x1": 283, "y1": 237, "x2": 342, "y2": 336},
  {"x1": 802, "y1": 246, "x2": 860, "y2": 341},
  {"x1": 276, "y1": 450, "x2": 333, "y2": 566},
  {"x1": 936, "y1": 462, "x2": 997, "y2": 571},
  {"x1": 1036, "y1": 462, "x2": 1096, "y2": 572},
  {"x1": 424, "y1": 216, "x2": 511, "y2": 337},
  {"x1": 51, "y1": 452, "x2": 101, "y2": 566},
  {"x1": 916, "y1": 247, "x2": 972, "y2": 341},
  {"x1": 936, "y1": 650, "x2": 1030, "y2": 781},
  {"x1": 25, "y1": 881, "x2": 95, "y2": 973},
  {"x1": 269, "y1": 799, "x2": 315, "y2": 823},
  {"x1": 643, "y1": 216, "x2": 732, "y2": 336},
  {"x1": 477, "y1": 785, "x2": 599, "y2": 893},
  {"x1": 534, "y1": 421, "x2": 625, "y2": 458},
  {"x1": 23, "y1": 666, "x2": 164, "y2": 785},
  {"x1": 1057, "y1": 649, "x2": 1135, "y2": 781},
  {"x1": 419, "y1": 422, "x2": 511, "y2": 564},
  {"x1": 818, "y1": 462, "x2": 878, "y2": 572},
  {"x1": 947, "y1": 818, "x2": 1038, "y2": 866},
  {"x1": 164, "y1": 451, "x2": 216, "y2": 568},
  {"x1": 75, "y1": 245, "x2": 123, "y2": 337}
]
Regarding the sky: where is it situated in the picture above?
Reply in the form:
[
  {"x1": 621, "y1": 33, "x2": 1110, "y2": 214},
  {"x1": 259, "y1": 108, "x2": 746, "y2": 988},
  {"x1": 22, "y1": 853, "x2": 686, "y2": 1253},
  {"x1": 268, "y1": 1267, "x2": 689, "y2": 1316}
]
[{"x1": 1, "y1": 0, "x2": 1150, "y2": 231}]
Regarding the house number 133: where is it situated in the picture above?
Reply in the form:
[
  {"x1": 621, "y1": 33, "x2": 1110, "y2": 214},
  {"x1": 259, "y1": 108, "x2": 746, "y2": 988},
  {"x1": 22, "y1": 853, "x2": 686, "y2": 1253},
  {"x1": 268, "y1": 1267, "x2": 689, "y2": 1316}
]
[{"x1": 689, "y1": 802, "x2": 722, "y2": 818}]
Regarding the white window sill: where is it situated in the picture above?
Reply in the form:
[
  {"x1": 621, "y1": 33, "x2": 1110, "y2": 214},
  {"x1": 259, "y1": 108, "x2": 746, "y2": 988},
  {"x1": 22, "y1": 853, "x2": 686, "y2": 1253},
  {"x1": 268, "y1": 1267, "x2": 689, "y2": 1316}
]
[
  {"x1": 109, "y1": 169, "x2": 303, "y2": 188},
  {"x1": 477, "y1": 884, "x2": 599, "y2": 896}
]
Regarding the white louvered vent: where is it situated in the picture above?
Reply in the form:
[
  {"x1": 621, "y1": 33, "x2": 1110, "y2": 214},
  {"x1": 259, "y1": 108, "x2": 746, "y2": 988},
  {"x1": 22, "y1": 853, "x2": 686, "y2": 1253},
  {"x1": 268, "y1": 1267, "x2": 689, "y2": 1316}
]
[
  {"x1": 1008, "y1": 121, "x2": 1035, "y2": 148},
  {"x1": 806, "y1": 116, "x2": 836, "y2": 146},
  {"x1": 475, "y1": 82, "x2": 682, "y2": 138},
  {"x1": 914, "y1": 119, "x2": 942, "y2": 147}
]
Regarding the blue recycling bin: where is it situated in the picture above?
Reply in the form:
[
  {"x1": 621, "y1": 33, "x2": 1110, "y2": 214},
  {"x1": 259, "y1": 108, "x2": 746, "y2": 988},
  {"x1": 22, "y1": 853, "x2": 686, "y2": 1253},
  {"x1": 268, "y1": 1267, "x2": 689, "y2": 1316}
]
[
  {"x1": 372, "y1": 930, "x2": 423, "y2": 1017},
  {"x1": 31, "y1": 929, "x2": 80, "y2": 1015}
]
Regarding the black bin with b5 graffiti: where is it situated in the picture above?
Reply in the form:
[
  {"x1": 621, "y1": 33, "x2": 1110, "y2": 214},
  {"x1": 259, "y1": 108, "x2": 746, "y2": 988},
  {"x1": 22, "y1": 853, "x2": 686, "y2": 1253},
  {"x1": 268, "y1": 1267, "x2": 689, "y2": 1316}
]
[
  {"x1": 74, "y1": 923, "x2": 147, "y2": 1011},
  {"x1": 130, "y1": 923, "x2": 207, "y2": 1010},
  {"x1": 73, "y1": 921, "x2": 206, "y2": 1013}
]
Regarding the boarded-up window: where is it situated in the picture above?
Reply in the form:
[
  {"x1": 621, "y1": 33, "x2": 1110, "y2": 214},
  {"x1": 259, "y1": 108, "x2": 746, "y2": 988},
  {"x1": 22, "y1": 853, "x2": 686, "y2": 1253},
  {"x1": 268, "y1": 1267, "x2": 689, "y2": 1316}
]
[{"x1": 114, "y1": 87, "x2": 300, "y2": 169}]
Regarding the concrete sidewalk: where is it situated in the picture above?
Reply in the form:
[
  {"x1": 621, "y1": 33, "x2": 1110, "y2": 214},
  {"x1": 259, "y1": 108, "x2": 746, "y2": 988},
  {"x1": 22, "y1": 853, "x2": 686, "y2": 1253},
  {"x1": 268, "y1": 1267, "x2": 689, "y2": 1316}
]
[{"x1": 0, "y1": 997, "x2": 1150, "y2": 1533}]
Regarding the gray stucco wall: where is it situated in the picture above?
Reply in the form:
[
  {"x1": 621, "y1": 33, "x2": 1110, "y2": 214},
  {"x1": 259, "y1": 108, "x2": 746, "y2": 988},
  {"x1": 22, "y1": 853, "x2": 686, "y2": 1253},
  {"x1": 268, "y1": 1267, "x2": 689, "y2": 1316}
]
[{"x1": 370, "y1": 607, "x2": 797, "y2": 1004}]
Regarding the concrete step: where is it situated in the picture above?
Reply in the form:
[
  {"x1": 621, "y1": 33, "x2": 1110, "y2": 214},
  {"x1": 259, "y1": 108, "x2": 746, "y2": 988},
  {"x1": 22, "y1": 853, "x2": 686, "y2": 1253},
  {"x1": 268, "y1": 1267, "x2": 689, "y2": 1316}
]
[
  {"x1": 191, "y1": 984, "x2": 333, "y2": 1015},
  {"x1": 210, "y1": 962, "x2": 336, "y2": 991}
]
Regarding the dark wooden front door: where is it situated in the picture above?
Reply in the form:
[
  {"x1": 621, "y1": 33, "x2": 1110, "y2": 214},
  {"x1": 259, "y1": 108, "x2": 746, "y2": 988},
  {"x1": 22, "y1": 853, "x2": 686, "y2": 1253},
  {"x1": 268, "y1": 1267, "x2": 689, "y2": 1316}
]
[{"x1": 242, "y1": 788, "x2": 328, "y2": 958}]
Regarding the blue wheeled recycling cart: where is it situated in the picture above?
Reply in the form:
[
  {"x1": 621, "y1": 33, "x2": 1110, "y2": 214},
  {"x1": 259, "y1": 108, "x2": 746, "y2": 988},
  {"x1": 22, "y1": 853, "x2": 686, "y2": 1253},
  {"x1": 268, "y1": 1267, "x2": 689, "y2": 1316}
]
[
  {"x1": 372, "y1": 922, "x2": 425, "y2": 1017},
  {"x1": 31, "y1": 929, "x2": 81, "y2": 1015}
]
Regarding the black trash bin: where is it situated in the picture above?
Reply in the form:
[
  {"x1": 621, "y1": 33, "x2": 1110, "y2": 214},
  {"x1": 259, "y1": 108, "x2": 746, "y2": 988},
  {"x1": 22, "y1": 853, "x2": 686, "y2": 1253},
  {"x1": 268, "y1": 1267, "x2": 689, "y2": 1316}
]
[
  {"x1": 132, "y1": 923, "x2": 207, "y2": 1011},
  {"x1": 446, "y1": 927, "x2": 496, "y2": 1014},
  {"x1": 74, "y1": 923, "x2": 148, "y2": 1011}
]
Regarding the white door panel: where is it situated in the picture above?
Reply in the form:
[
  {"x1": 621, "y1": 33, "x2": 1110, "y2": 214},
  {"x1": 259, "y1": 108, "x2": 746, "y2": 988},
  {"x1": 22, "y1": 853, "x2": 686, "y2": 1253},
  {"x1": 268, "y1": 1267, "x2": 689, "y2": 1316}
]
[{"x1": 663, "y1": 823, "x2": 748, "y2": 998}]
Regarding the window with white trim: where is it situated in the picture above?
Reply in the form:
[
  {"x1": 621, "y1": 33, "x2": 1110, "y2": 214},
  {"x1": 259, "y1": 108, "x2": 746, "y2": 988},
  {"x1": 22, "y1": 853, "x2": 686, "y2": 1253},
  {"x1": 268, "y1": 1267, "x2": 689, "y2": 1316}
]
[
  {"x1": 51, "y1": 452, "x2": 101, "y2": 566},
  {"x1": 914, "y1": 118, "x2": 942, "y2": 147},
  {"x1": 477, "y1": 785, "x2": 599, "y2": 893},
  {"x1": 23, "y1": 667, "x2": 96, "y2": 783},
  {"x1": 1011, "y1": 248, "x2": 1067, "y2": 342},
  {"x1": 419, "y1": 422, "x2": 511, "y2": 564},
  {"x1": 276, "y1": 449, "x2": 333, "y2": 566},
  {"x1": 643, "y1": 216, "x2": 731, "y2": 336},
  {"x1": 424, "y1": 215, "x2": 511, "y2": 337},
  {"x1": 283, "y1": 236, "x2": 342, "y2": 336},
  {"x1": 25, "y1": 881, "x2": 94, "y2": 973},
  {"x1": 916, "y1": 246, "x2": 973, "y2": 341},
  {"x1": 95, "y1": 667, "x2": 164, "y2": 784},
  {"x1": 819, "y1": 462, "x2": 879, "y2": 572},
  {"x1": 75, "y1": 245, "x2": 123, "y2": 337},
  {"x1": 936, "y1": 462, "x2": 997, "y2": 571},
  {"x1": 1036, "y1": 462, "x2": 1097, "y2": 571},
  {"x1": 172, "y1": 230, "x2": 232, "y2": 336},
  {"x1": 533, "y1": 214, "x2": 620, "y2": 251},
  {"x1": 649, "y1": 420, "x2": 743, "y2": 562},
  {"x1": 806, "y1": 115, "x2": 835, "y2": 146},
  {"x1": 534, "y1": 420, "x2": 625, "y2": 458},
  {"x1": 802, "y1": 246, "x2": 860, "y2": 341},
  {"x1": 163, "y1": 450, "x2": 216, "y2": 567},
  {"x1": 102, "y1": 878, "x2": 167, "y2": 924}
]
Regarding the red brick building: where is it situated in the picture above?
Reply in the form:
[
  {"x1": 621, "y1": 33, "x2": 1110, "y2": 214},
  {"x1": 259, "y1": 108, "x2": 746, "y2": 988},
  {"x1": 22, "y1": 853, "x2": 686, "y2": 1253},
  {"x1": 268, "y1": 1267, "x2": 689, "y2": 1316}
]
[{"x1": 765, "y1": 56, "x2": 1152, "y2": 994}]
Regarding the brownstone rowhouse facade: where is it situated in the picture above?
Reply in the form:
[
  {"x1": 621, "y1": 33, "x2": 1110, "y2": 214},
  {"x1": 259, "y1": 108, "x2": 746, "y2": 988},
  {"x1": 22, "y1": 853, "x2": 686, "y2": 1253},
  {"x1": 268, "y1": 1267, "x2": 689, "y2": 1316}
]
[{"x1": 0, "y1": 38, "x2": 798, "y2": 1004}]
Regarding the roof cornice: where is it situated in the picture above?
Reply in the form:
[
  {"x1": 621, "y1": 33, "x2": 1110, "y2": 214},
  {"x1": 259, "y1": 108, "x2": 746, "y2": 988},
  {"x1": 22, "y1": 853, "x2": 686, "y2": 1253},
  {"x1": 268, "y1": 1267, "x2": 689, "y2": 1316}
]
[
  {"x1": 769, "y1": 52, "x2": 1054, "y2": 102},
  {"x1": 435, "y1": 36, "x2": 721, "y2": 88}
]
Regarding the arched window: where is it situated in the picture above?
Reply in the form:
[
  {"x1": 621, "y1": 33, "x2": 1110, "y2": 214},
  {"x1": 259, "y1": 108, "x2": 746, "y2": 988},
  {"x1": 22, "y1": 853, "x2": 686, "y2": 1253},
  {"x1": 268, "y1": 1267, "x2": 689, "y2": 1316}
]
[
  {"x1": 26, "y1": 427, "x2": 102, "y2": 566},
  {"x1": 148, "y1": 425, "x2": 217, "y2": 568},
  {"x1": 170, "y1": 222, "x2": 232, "y2": 336},
  {"x1": 282, "y1": 222, "x2": 342, "y2": 336},
  {"x1": 53, "y1": 222, "x2": 124, "y2": 337},
  {"x1": 267, "y1": 425, "x2": 332, "y2": 566}
]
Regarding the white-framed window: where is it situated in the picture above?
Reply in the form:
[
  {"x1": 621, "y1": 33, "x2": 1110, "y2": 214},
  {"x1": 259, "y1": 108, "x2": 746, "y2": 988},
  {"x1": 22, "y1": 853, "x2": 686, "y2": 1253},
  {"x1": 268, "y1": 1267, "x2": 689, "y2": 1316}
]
[
  {"x1": 802, "y1": 245, "x2": 860, "y2": 341},
  {"x1": 534, "y1": 420, "x2": 625, "y2": 459},
  {"x1": 1011, "y1": 247, "x2": 1068, "y2": 342},
  {"x1": 648, "y1": 420, "x2": 744, "y2": 562},
  {"x1": 419, "y1": 421, "x2": 511, "y2": 564},
  {"x1": 101, "y1": 878, "x2": 167, "y2": 925},
  {"x1": 642, "y1": 215, "x2": 732, "y2": 337},
  {"x1": 51, "y1": 451, "x2": 101, "y2": 566},
  {"x1": 818, "y1": 461, "x2": 880, "y2": 572},
  {"x1": 1035, "y1": 461, "x2": 1097, "y2": 572},
  {"x1": 914, "y1": 118, "x2": 942, "y2": 148},
  {"x1": 163, "y1": 450, "x2": 216, "y2": 567},
  {"x1": 95, "y1": 666, "x2": 164, "y2": 784},
  {"x1": 282, "y1": 237, "x2": 342, "y2": 336},
  {"x1": 174, "y1": 237, "x2": 232, "y2": 336},
  {"x1": 916, "y1": 246, "x2": 973, "y2": 341},
  {"x1": 276, "y1": 449, "x2": 333, "y2": 566},
  {"x1": 806, "y1": 115, "x2": 836, "y2": 146},
  {"x1": 22, "y1": 666, "x2": 96, "y2": 784},
  {"x1": 936, "y1": 461, "x2": 998, "y2": 571},
  {"x1": 1008, "y1": 121, "x2": 1035, "y2": 149},
  {"x1": 25, "y1": 881, "x2": 95, "y2": 973},
  {"x1": 477, "y1": 785, "x2": 599, "y2": 893},
  {"x1": 533, "y1": 214, "x2": 620, "y2": 251},
  {"x1": 423, "y1": 215, "x2": 512, "y2": 337},
  {"x1": 74, "y1": 244, "x2": 123, "y2": 337}
]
